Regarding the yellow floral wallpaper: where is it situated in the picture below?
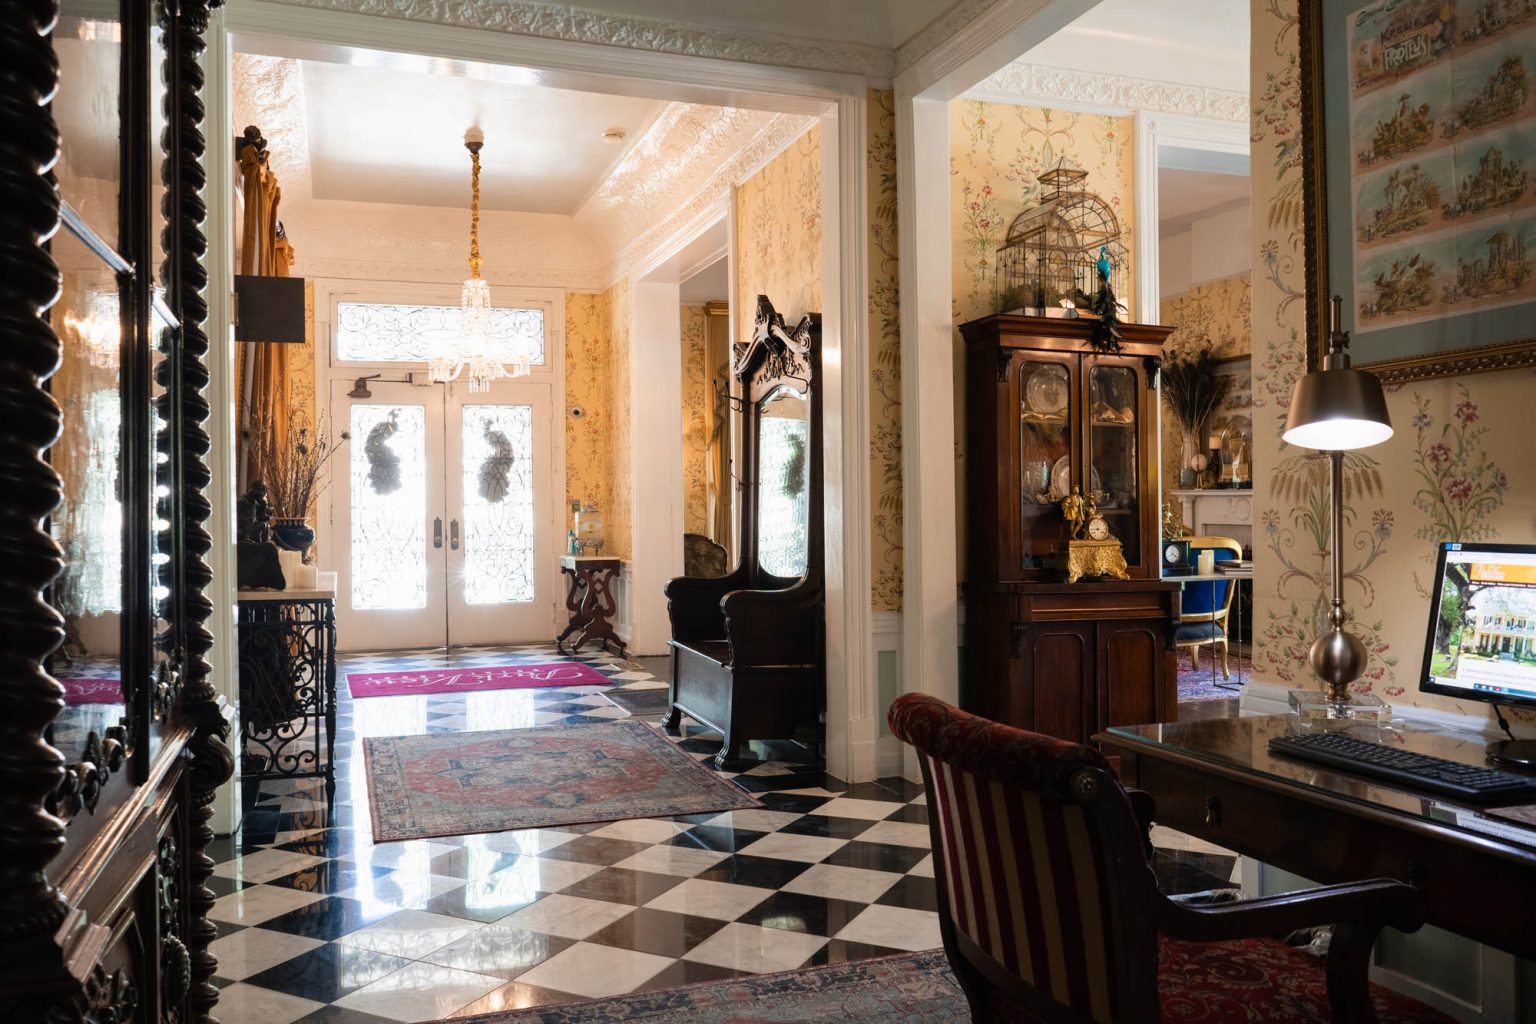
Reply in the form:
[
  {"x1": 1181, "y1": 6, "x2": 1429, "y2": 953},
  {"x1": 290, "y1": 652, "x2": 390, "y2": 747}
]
[
  {"x1": 565, "y1": 290, "x2": 613, "y2": 536},
  {"x1": 1248, "y1": 0, "x2": 1536, "y2": 719},
  {"x1": 869, "y1": 89, "x2": 903, "y2": 613},
  {"x1": 607, "y1": 277, "x2": 633, "y2": 559},
  {"x1": 680, "y1": 302, "x2": 710, "y2": 537},
  {"x1": 1158, "y1": 272, "x2": 1252, "y2": 489},
  {"x1": 735, "y1": 125, "x2": 822, "y2": 344},
  {"x1": 949, "y1": 99, "x2": 1136, "y2": 565}
]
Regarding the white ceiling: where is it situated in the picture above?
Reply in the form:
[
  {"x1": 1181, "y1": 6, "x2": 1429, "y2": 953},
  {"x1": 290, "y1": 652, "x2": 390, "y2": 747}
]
[
  {"x1": 1158, "y1": 167, "x2": 1250, "y2": 231},
  {"x1": 301, "y1": 60, "x2": 666, "y2": 214},
  {"x1": 681, "y1": 257, "x2": 729, "y2": 303},
  {"x1": 1021, "y1": 0, "x2": 1249, "y2": 94}
]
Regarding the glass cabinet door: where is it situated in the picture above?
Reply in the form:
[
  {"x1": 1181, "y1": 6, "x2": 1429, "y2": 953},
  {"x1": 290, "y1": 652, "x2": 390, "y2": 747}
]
[
  {"x1": 1086, "y1": 361, "x2": 1141, "y2": 567},
  {"x1": 1016, "y1": 355, "x2": 1074, "y2": 572}
]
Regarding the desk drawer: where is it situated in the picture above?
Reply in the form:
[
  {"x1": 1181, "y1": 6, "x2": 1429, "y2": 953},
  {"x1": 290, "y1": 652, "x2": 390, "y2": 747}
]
[{"x1": 1125, "y1": 751, "x2": 1536, "y2": 961}]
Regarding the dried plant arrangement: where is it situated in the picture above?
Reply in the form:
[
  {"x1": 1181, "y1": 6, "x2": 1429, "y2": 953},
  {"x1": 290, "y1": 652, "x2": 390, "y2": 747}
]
[
  {"x1": 243, "y1": 410, "x2": 349, "y2": 518},
  {"x1": 1161, "y1": 345, "x2": 1231, "y2": 438}
]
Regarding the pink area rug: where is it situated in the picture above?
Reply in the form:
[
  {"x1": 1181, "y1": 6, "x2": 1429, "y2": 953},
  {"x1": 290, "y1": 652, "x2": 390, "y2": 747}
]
[
  {"x1": 346, "y1": 662, "x2": 612, "y2": 699},
  {"x1": 364, "y1": 720, "x2": 759, "y2": 840},
  {"x1": 59, "y1": 677, "x2": 123, "y2": 705}
]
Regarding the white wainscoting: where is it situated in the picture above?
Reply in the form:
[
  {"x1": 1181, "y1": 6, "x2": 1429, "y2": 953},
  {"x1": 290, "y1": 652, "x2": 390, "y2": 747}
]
[{"x1": 874, "y1": 611, "x2": 905, "y2": 778}]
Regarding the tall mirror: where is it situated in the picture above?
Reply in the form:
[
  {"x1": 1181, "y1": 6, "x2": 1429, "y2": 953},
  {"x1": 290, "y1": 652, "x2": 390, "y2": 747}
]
[{"x1": 755, "y1": 384, "x2": 809, "y2": 578}]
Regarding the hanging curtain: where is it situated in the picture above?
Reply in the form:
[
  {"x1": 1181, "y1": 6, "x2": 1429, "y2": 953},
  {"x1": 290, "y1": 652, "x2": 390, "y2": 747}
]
[
  {"x1": 237, "y1": 140, "x2": 295, "y2": 489},
  {"x1": 704, "y1": 302, "x2": 733, "y2": 558}
]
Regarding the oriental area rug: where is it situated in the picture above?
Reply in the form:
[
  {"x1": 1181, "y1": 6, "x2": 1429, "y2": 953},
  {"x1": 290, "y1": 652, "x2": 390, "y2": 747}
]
[
  {"x1": 59, "y1": 677, "x2": 125, "y2": 705},
  {"x1": 363, "y1": 720, "x2": 760, "y2": 841},
  {"x1": 346, "y1": 661, "x2": 611, "y2": 699},
  {"x1": 457, "y1": 952, "x2": 963, "y2": 1024}
]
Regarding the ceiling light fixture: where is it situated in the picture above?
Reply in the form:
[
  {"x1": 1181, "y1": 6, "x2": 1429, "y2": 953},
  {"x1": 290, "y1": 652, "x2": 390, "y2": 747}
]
[
  {"x1": 602, "y1": 127, "x2": 627, "y2": 145},
  {"x1": 428, "y1": 127, "x2": 530, "y2": 392}
]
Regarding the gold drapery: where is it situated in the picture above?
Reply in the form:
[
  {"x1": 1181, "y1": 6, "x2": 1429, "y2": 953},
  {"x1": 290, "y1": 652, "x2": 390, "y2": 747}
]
[
  {"x1": 704, "y1": 301, "x2": 732, "y2": 558},
  {"x1": 237, "y1": 141, "x2": 298, "y2": 490}
]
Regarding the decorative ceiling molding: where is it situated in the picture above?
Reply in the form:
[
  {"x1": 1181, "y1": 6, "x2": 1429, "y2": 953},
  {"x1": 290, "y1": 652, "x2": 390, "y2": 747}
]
[
  {"x1": 262, "y1": 0, "x2": 897, "y2": 78},
  {"x1": 576, "y1": 102, "x2": 779, "y2": 252},
  {"x1": 231, "y1": 53, "x2": 313, "y2": 197},
  {"x1": 604, "y1": 111, "x2": 816, "y2": 284},
  {"x1": 894, "y1": 0, "x2": 1003, "y2": 75},
  {"x1": 291, "y1": 256, "x2": 603, "y2": 291},
  {"x1": 970, "y1": 61, "x2": 1248, "y2": 122}
]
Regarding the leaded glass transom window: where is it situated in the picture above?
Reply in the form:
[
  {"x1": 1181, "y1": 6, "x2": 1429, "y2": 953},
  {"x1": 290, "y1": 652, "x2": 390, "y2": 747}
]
[{"x1": 336, "y1": 302, "x2": 545, "y2": 367}]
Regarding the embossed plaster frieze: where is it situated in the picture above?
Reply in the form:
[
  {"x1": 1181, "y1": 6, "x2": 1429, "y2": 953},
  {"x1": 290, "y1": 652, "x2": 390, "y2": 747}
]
[
  {"x1": 893, "y1": 0, "x2": 1003, "y2": 75},
  {"x1": 231, "y1": 53, "x2": 313, "y2": 197},
  {"x1": 288, "y1": 256, "x2": 603, "y2": 290},
  {"x1": 262, "y1": 0, "x2": 898, "y2": 78},
  {"x1": 972, "y1": 62, "x2": 1248, "y2": 122}
]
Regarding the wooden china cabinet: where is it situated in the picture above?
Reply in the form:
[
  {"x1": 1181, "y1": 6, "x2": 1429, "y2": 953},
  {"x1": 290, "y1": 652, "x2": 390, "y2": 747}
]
[{"x1": 960, "y1": 314, "x2": 1180, "y2": 746}]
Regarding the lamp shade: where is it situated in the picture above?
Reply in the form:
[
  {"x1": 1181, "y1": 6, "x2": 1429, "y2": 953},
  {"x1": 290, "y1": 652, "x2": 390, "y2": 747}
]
[{"x1": 1282, "y1": 366, "x2": 1393, "y2": 451}]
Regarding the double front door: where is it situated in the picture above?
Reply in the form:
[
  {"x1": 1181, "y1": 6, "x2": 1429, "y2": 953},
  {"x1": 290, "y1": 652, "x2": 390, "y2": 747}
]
[{"x1": 328, "y1": 378, "x2": 556, "y2": 651}]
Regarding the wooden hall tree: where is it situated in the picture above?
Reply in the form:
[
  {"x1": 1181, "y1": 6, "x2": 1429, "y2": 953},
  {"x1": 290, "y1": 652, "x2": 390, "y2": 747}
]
[{"x1": 0, "y1": 0, "x2": 235, "y2": 1021}]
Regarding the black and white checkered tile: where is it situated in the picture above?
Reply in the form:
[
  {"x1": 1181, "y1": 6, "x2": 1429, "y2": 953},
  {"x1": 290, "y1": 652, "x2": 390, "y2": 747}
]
[{"x1": 209, "y1": 644, "x2": 1239, "y2": 1023}]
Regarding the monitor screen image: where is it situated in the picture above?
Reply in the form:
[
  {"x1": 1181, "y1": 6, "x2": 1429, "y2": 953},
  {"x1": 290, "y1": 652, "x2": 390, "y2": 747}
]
[{"x1": 1421, "y1": 542, "x2": 1536, "y2": 708}]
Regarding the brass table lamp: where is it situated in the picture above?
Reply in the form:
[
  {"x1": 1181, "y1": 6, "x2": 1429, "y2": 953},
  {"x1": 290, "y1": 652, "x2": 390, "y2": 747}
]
[{"x1": 1282, "y1": 297, "x2": 1393, "y2": 719}]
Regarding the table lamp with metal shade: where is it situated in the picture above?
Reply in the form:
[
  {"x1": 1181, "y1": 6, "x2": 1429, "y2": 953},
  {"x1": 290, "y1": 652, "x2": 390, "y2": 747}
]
[{"x1": 1283, "y1": 297, "x2": 1394, "y2": 719}]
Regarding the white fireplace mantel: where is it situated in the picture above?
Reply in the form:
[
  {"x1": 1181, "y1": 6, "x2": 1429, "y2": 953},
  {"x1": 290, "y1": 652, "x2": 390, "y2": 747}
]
[{"x1": 1170, "y1": 488, "x2": 1252, "y2": 540}]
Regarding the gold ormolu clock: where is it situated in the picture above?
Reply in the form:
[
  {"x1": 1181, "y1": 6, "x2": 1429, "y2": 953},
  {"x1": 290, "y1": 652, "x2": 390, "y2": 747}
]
[{"x1": 1062, "y1": 487, "x2": 1129, "y2": 583}]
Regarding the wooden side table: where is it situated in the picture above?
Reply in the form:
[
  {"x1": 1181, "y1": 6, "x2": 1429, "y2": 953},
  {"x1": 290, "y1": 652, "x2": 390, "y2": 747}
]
[
  {"x1": 237, "y1": 587, "x2": 338, "y2": 799},
  {"x1": 557, "y1": 556, "x2": 626, "y2": 656}
]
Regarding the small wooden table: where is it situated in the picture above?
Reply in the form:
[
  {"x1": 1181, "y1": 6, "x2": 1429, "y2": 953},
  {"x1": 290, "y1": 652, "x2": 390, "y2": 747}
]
[
  {"x1": 237, "y1": 587, "x2": 338, "y2": 798},
  {"x1": 557, "y1": 556, "x2": 626, "y2": 656},
  {"x1": 1101, "y1": 714, "x2": 1536, "y2": 960}
]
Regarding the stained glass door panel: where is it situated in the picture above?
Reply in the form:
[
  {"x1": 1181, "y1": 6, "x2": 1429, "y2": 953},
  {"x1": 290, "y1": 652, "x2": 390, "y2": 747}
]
[
  {"x1": 330, "y1": 381, "x2": 448, "y2": 651},
  {"x1": 445, "y1": 383, "x2": 555, "y2": 645}
]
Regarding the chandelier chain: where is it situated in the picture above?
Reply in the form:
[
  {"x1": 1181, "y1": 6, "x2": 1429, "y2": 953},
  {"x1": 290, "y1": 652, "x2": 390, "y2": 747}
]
[{"x1": 467, "y1": 144, "x2": 483, "y2": 279}]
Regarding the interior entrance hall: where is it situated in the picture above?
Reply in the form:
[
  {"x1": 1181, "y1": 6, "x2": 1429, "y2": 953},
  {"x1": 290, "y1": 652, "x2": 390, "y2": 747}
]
[{"x1": 9, "y1": 0, "x2": 1536, "y2": 1022}]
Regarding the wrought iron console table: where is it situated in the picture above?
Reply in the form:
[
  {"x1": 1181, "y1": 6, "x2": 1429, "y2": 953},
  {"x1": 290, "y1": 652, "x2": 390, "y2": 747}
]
[{"x1": 237, "y1": 587, "x2": 338, "y2": 798}]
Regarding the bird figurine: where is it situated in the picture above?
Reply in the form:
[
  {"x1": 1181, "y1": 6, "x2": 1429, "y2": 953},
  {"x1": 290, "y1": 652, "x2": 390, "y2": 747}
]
[{"x1": 1088, "y1": 244, "x2": 1123, "y2": 355}]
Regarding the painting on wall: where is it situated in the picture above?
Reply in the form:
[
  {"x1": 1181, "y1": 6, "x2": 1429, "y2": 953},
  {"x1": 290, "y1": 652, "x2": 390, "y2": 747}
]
[{"x1": 1303, "y1": 0, "x2": 1536, "y2": 380}]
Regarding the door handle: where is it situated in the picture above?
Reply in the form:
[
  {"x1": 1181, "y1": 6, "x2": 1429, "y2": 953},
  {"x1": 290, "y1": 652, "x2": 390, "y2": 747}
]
[
  {"x1": 433, "y1": 517, "x2": 443, "y2": 549},
  {"x1": 450, "y1": 518, "x2": 460, "y2": 550}
]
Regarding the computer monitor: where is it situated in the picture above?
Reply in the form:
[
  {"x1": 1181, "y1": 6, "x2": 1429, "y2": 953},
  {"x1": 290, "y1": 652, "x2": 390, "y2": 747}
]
[{"x1": 1420, "y1": 541, "x2": 1536, "y2": 767}]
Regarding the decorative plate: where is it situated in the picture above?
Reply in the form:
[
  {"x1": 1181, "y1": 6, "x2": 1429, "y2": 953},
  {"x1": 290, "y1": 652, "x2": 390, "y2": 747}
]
[
  {"x1": 1024, "y1": 364, "x2": 1069, "y2": 417},
  {"x1": 1048, "y1": 456, "x2": 1101, "y2": 501}
]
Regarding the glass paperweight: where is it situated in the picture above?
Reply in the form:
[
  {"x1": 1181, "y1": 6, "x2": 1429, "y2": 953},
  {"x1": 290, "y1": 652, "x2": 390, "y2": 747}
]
[{"x1": 1287, "y1": 688, "x2": 1390, "y2": 722}]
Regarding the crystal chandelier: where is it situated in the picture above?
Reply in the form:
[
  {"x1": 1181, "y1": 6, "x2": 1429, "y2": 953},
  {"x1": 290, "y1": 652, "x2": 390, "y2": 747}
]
[{"x1": 428, "y1": 128, "x2": 530, "y2": 392}]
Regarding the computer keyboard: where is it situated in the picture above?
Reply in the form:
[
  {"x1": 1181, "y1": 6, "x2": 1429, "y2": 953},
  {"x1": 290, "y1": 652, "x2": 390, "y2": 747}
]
[{"x1": 1268, "y1": 730, "x2": 1536, "y2": 805}]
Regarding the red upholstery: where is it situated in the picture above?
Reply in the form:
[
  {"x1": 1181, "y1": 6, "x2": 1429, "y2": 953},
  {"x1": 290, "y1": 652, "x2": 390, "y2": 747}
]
[
  {"x1": 888, "y1": 694, "x2": 1453, "y2": 1024},
  {"x1": 1158, "y1": 936, "x2": 1452, "y2": 1023}
]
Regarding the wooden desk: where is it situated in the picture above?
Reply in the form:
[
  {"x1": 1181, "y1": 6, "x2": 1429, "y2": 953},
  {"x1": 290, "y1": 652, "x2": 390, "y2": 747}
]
[{"x1": 1101, "y1": 715, "x2": 1536, "y2": 961}]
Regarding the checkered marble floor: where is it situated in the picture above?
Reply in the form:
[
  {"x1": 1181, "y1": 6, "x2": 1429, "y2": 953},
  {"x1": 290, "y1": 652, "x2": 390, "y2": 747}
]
[{"x1": 210, "y1": 644, "x2": 1239, "y2": 1024}]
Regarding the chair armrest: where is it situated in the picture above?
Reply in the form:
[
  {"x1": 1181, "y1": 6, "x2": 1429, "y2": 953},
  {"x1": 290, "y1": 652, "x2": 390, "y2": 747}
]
[
  {"x1": 664, "y1": 575, "x2": 737, "y2": 641},
  {"x1": 1155, "y1": 878, "x2": 1423, "y2": 944},
  {"x1": 721, "y1": 588, "x2": 819, "y2": 667}
]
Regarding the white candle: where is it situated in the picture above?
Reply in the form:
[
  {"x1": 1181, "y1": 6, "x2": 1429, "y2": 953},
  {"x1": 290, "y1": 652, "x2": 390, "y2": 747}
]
[{"x1": 1197, "y1": 550, "x2": 1216, "y2": 575}]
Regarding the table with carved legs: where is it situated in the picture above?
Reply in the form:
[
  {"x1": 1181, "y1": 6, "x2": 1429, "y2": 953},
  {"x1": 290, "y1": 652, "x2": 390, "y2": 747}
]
[{"x1": 557, "y1": 556, "x2": 627, "y2": 657}]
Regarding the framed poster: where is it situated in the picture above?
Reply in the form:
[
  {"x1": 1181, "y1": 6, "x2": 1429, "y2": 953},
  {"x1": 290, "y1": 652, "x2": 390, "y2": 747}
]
[{"x1": 1301, "y1": 0, "x2": 1536, "y2": 381}]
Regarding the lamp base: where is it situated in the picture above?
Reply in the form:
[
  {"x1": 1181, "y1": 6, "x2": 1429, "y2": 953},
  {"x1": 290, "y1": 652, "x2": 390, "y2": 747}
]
[{"x1": 1286, "y1": 688, "x2": 1390, "y2": 722}]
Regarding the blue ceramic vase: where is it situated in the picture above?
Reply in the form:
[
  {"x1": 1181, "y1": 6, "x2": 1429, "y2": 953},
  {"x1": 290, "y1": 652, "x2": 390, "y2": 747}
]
[{"x1": 270, "y1": 516, "x2": 315, "y2": 554}]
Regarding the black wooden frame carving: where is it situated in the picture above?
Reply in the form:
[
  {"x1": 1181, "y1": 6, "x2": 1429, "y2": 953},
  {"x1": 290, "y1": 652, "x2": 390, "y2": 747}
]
[{"x1": 0, "y1": 0, "x2": 232, "y2": 1019}]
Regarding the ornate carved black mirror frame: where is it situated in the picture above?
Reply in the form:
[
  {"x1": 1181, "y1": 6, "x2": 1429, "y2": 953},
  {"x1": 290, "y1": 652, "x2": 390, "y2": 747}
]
[
  {"x1": 734, "y1": 295, "x2": 824, "y2": 591},
  {"x1": 2, "y1": 0, "x2": 234, "y2": 1019}
]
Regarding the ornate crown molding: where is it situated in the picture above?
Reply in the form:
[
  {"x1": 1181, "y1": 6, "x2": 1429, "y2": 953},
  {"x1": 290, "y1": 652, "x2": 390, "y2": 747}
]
[
  {"x1": 971, "y1": 61, "x2": 1248, "y2": 122},
  {"x1": 894, "y1": 0, "x2": 1003, "y2": 75},
  {"x1": 604, "y1": 111, "x2": 816, "y2": 284},
  {"x1": 264, "y1": 0, "x2": 896, "y2": 78}
]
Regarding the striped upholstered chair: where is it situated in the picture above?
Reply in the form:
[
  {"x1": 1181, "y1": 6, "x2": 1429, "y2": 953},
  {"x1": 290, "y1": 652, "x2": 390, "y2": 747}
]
[{"x1": 888, "y1": 694, "x2": 1452, "y2": 1024}]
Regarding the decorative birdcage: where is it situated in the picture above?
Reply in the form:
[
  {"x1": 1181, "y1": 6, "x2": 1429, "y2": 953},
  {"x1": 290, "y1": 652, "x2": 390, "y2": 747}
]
[{"x1": 994, "y1": 157, "x2": 1129, "y2": 316}]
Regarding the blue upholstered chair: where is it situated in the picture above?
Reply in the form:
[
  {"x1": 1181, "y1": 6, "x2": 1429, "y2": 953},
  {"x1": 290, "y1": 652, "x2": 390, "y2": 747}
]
[{"x1": 1177, "y1": 535, "x2": 1243, "y2": 678}]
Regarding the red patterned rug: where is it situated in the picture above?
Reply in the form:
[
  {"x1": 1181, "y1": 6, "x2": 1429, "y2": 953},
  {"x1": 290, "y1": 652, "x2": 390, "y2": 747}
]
[
  {"x1": 59, "y1": 677, "x2": 123, "y2": 705},
  {"x1": 346, "y1": 662, "x2": 611, "y2": 699},
  {"x1": 363, "y1": 721, "x2": 761, "y2": 841}
]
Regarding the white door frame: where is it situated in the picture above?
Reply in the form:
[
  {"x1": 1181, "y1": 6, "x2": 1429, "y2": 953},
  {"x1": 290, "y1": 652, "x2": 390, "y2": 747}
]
[
  {"x1": 220, "y1": 2, "x2": 874, "y2": 780},
  {"x1": 893, "y1": 0, "x2": 1102, "y2": 777},
  {"x1": 312, "y1": 279, "x2": 567, "y2": 645}
]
